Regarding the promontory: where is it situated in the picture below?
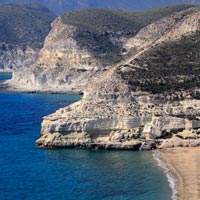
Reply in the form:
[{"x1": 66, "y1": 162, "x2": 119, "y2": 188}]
[{"x1": 28, "y1": 5, "x2": 200, "y2": 150}]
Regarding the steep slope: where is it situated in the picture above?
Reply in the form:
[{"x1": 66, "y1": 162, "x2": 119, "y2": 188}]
[
  {"x1": 120, "y1": 31, "x2": 200, "y2": 95},
  {"x1": 61, "y1": 5, "x2": 195, "y2": 64},
  {"x1": 0, "y1": 0, "x2": 200, "y2": 15},
  {"x1": 37, "y1": 7, "x2": 200, "y2": 150},
  {"x1": 0, "y1": 2, "x2": 56, "y2": 71},
  {"x1": 7, "y1": 5, "x2": 195, "y2": 92}
]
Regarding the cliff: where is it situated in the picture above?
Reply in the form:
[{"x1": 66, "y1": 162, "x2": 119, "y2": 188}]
[
  {"x1": 0, "y1": 2, "x2": 56, "y2": 72},
  {"x1": 7, "y1": 17, "x2": 102, "y2": 92},
  {"x1": 36, "y1": 7, "x2": 200, "y2": 150},
  {"x1": 0, "y1": 44, "x2": 38, "y2": 72},
  {"x1": 7, "y1": 5, "x2": 195, "y2": 92}
]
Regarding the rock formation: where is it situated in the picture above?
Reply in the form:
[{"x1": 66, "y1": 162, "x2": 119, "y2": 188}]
[
  {"x1": 36, "y1": 7, "x2": 200, "y2": 150},
  {"x1": 0, "y1": 44, "x2": 38, "y2": 72},
  {"x1": 7, "y1": 5, "x2": 195, "y2": 92},
  {"x1": 7, "y1": 17, "x2": 104, "y2": 92}
]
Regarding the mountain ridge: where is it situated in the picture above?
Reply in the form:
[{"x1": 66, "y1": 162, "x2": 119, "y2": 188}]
[
  {"x1": 6, "y1": 4, "x2": 196, "y2": 92},
  {"x1": 0, "y1": 0, "x2": 200, "y2": 15},
  {"x1": 0, "y1": 2, "x2": 56, "y2": 48}
]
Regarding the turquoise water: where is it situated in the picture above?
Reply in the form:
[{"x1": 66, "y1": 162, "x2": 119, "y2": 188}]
[{"x1": 0, "y1": 73, "x2": 171, "y2": 200}]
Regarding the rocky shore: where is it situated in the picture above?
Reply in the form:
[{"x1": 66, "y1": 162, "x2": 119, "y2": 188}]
[
  {"x1": 0, "y1": 44, "x2": 38, "y2": 72},
  {"x1": 35, "y1": 7, "x2": 200, "y2": 150}
]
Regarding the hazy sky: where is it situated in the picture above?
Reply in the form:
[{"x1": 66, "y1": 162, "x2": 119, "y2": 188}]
[{"x1": 0, "y1": 0, "x2": 199, "y2": 15}]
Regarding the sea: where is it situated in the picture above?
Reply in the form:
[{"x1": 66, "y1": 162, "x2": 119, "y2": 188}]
[{"x1": 0, "y1": 73, "x2": 172, "y2": 200}]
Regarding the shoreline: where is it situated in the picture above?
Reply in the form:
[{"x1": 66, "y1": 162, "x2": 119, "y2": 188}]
[
  {"x1": 2, "y1": 75, "x2": 200, "y2": 200},
  {"x1": 0, "y1": 88, "x2": 82, "y2": 95},
  {"x1": 153, "y1": 151, "x2": 178, "y2": 200},
  {"x1": 0, "y1": 70, "x2": 12, "y2": 73},
  {"x1": 155, "y1": 147, "x2": 200, "y2": 200},
  {"x1": 0, "y1": 82, "x2": 83, "y2": 95},
  {"x1": 0, "y1": 73, "x2": 83, "y2": 95}
]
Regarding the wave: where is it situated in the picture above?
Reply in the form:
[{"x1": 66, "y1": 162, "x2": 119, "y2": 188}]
[{"x1": 153, "y1": 151, "x2": 178, "y2": 200}]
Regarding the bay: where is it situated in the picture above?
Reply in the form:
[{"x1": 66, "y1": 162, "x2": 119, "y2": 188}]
[{"x1": 0, "y1": 73, "x2": 171, "y2": 200}]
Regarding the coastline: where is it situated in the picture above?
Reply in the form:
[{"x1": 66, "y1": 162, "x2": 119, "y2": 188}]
[
  {"x1": 153, "y1": 151, "x2": 178, "y2": 200},
  {"x1": 0, "y1": 73, "x2": 83, "y2": 95},
  {"x1": 155, "y1": 148, "x2": 200, "y2": 200},
  {"x1": 0, "y1": 82, "x2": 83, "y2": 95},
  {"x1": 2, "y1": 76, "x2": 200, "y2": 200},
  {"x1": 0, "y1": 70, "x2": 12, "y2": 73},
  {"x1": 0, "y1": 87, "x2": 82, "y2": 95}
]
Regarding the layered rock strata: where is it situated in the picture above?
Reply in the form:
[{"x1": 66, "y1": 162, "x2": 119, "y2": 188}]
[
  {"x1": 0, "y1": 44, "x2": 38, "y2": 72},
  {"x1": 7, "y1": 17, "x2": 107, "y2": 92},
  {"x1": 7, "y1": 5, "x2": 195, "y2": 92},
  {"x1": 37, "y1": 72, "x2": 200, "y2": 150},
  {"x1": 36, "y1": 7, "x2": 200, "y2": 150}
]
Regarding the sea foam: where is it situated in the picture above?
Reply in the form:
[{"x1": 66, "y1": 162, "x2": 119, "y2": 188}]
[{"x1": 153, "y1": 151, "x2": 178, "y2": 200}]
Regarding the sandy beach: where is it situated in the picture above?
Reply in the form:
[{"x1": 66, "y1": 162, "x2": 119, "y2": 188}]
[{"x1": 158, "y1": 148, "x2": 200, "y2": 200}]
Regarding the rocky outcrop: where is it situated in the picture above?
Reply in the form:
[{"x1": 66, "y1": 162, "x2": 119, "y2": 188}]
[
  {"x1": 7, "y1": 17, "x2": 104, "y2": 92},
  {"x1": 7, "y1": 5, "x2": 196, "y2": 92},
  {"x1": 36, "y1": 7, "x2": 200, "y2": 150},
  {"x1": 37, "y1": 75, "x2": 200, "y2": 149},
  {"x1": 0, "y1": 44, "x2": 38, "y2": 72}
]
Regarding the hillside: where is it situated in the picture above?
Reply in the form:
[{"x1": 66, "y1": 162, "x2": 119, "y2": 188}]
[
  {"x1": 120, "y1": 31, "x2": 200, "y2": 95},
  {"x1": 61, "y1": 5, "x2": 195, "y2": 65},
  {"x1": 35, "y1": 7, "x2": 200, "y2": 151},
  {"x1": 6, "y1": 4, "x2": 196, "y2": 90},
  {"x1": 0, "y1": 2, "x2": 56, "y2": 71},
  {"x1": 0, "y1": 0, "x2": 200, "y2": 15},
  {"x1": 0, "y1": 2, "x2": 56, "y2": 48}
]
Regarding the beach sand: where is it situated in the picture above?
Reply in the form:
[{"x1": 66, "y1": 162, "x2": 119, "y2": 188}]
[{"x1": 158, "y1": 148, "x2": 200, "y2": 200}]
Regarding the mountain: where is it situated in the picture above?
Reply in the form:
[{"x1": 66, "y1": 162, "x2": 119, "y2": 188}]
[
  {"x1": 0, "y1": 2, "x2": 56, "y2": 71},
  {"x1": 0, "y1": 2, "x2": 56, "y2": 48},
  {"x1": 0, "y1": 0, "x2": 200, "y2": 15},
  {"x1": 36, "y1": 6, "x2": 200, "y2": 149},
  {"x1": 7, "y1": 4, "x2": 195, "y2": 92},
  {"x1": 2, "y1": 4, "x2": 199, "y2": 149}
]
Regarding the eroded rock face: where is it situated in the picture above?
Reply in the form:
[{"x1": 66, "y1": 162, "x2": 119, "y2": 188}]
[
  {"x1": 37, "y1": 70, "x2": 200, "y2": 149},
  {"x1": 0, "y1": 44, "x2": 38, "y2": 72},
  {"x1": 37, "y1": 78, "x2": 200, "y2": 149},
  {"x1": 8, "y1": 17, "x2": 127, "y2": 92},
  {"x1": 8, "y1": 7, "x2": 199, "y2": 93},
  {"x1": 36, "y1": 7, "x2": 200, "y2": 149}
]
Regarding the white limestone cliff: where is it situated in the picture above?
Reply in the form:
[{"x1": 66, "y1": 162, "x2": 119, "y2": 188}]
[
  {"x1": 6, "y1": 17, "x2": 126, "y2": 93},
  {"x1": 36, "y1": 7, "x2": 200, "y2": 149},
  {"x1": 0, "y1": 44, "x2": 38, "y2": 72}
]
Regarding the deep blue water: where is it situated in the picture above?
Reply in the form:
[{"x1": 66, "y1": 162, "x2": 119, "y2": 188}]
[
  {"x1": 0, "y1": 72, "x2": 12, "y2": 80},
  {"x1": 0, "y1": 73, "x2": 171, "y2": 200}
]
